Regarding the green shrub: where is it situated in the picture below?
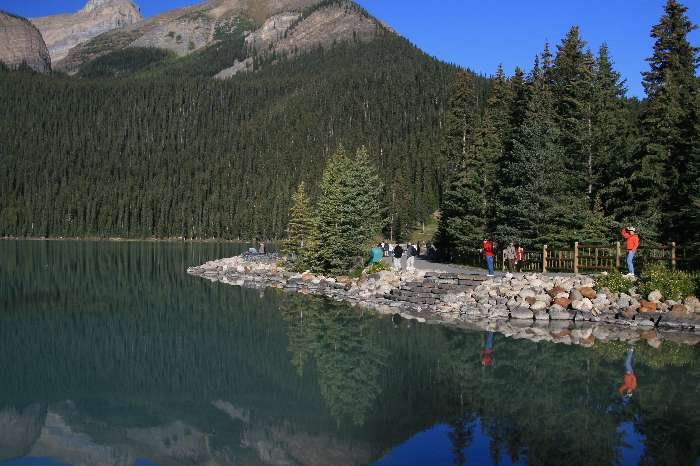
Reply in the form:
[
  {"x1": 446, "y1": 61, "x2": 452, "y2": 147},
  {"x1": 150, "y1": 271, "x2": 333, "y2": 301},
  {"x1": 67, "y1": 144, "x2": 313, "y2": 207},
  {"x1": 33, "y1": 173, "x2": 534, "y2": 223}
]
[
  {"x1": 638, "y1": 264, "x2": 696, "y2": 300},
  {"x1": 365, "y1": 261, "x2": 390, "y2": 274},
  {"x1": 594, "y1": 270, "x2": 635, "y2": 294}
]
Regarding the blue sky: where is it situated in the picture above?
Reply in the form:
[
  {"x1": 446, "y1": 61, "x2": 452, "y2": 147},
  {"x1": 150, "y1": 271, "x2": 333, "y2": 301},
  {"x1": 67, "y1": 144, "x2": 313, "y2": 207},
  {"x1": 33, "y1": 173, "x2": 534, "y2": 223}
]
[{"x1": 1, "y1": 0, "x2": 698, "y2": 97}]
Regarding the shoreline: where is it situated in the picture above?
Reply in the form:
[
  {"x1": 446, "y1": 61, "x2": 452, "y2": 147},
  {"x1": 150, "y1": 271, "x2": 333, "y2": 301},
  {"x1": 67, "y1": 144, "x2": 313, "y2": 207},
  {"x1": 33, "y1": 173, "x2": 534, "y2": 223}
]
[{"x1": 188, "y1": 254, "x2": 700, "y2": 348}]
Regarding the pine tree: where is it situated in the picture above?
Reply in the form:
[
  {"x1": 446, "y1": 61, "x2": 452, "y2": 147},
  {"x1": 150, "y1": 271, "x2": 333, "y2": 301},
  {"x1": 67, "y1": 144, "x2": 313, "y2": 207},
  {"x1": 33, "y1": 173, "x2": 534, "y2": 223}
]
[
  {"x1": 282, "y1": 181, "x2": 313, "y2": 268},
  {"x1": 435, "y1": 69, "x2": 504, "y2": 260},
  {"x1": 635, "y1": 0, "x2": 699, "y2": 241},
  {"x1": 552, "y1": 27, "x2": 597, "y2": 200},
  {"x1": 592, "y1": 44, "x2": 638, "y2": 223},
  {"x1": 308, "y1": 145, "x2": 384, "y2": 275},
  {"x1": 436, "y1": 71, "x2": 481, "y2": 204}
]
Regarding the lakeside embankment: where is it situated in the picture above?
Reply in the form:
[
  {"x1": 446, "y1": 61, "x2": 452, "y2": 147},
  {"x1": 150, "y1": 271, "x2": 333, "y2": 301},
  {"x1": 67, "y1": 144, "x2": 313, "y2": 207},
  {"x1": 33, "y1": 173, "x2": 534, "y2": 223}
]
[{"x1": 188, "y1": 254, "x2": 700, "y2": 348}]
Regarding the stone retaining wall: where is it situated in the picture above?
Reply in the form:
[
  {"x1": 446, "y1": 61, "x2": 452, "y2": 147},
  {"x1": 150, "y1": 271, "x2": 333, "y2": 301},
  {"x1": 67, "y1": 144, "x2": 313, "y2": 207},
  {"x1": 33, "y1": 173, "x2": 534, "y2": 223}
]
[{"x1": 187, "y1": 255, "x2": 700, "y2": 347}]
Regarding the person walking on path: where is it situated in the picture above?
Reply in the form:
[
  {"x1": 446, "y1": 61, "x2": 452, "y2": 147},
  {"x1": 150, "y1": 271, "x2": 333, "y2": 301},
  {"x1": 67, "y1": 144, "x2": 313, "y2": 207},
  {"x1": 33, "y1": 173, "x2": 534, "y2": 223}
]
[
  {"x1": 393, "y1": 244, "x2": 404, "y2": 272},
  {"x1": 515, "y1": 244, "x2": 525, "y2": 272},
  {"x1": 406, "y1": 243, "x2": 418, "y2": 271},
  {"x1": 503, "y1": 243, "x2": 516, "y2": 272},
  {"x1": 481, "y1": 238, "x2": 495, "y2": 277},
  {"x1": 620, "y1": 226, "x2": 640, "y2": 276},
  {"x1": 618, "y1": 347, "x2": 637, "y2": 403}
]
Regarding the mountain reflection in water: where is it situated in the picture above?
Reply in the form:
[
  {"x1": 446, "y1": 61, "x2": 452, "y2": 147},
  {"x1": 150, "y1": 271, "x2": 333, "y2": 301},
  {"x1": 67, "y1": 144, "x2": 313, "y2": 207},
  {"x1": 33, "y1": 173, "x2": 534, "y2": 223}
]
[{"x1": 0, "y1": 240, "x2": 698, "y2": 466}]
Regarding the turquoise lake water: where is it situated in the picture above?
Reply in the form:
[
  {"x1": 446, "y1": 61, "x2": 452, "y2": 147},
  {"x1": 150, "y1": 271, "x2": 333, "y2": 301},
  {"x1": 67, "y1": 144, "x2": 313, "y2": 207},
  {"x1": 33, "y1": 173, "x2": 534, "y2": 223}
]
[{"x1": 0, "y1": 240, "x2": 698, "y2": 466}]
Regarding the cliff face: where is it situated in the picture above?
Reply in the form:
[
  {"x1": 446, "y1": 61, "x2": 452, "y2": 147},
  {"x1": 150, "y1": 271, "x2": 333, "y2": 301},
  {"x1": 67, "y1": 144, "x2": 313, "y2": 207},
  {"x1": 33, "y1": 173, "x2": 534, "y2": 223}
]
[
  {"x1": 32, "y1": 0, "x2": 142, "y2": 63},
  {"x1": 58, "y1": 0, "x2": 385, "y2": 75},
  {"x1": 0, "y1": 12, "x2": 52, "y2": 72},
  {"x1": 216, "y1": 2, "x2": 383, "y2": 79}
]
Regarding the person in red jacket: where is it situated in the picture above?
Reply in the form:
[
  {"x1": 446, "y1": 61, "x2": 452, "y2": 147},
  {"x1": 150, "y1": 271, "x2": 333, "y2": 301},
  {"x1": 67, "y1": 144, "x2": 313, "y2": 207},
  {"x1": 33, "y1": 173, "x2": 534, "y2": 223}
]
[
  {"x1": 618, "y1": 347, "x2": 637, "y2": 404},
  {"x1": 482, "y1": 238, "x2": 495, "y2": 277},
  {"x1": 481, "y1": 332, "x2": 495, "y2": 367},
  {"x1": 620, "y1": 226, "x2": 640, "y2": 276}
]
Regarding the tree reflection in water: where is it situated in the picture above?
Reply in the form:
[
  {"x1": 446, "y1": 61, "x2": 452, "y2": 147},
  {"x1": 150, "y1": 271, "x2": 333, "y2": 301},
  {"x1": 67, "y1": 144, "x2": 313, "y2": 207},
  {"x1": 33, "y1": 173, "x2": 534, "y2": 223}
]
[{"x1": 0, "y1": 240, "x2": 698, "y2": 466}]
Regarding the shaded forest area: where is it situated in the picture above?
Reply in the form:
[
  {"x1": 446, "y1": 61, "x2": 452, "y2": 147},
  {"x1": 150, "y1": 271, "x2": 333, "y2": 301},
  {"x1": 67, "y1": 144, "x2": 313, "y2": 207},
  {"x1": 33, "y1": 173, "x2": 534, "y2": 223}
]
[{"x1": 0, "y1": 34, "x2": 487, "y2": 239}]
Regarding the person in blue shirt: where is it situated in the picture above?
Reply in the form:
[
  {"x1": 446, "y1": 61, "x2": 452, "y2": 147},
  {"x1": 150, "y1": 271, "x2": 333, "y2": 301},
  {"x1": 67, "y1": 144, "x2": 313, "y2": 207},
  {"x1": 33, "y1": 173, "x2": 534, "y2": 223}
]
[{"x1": 369, "y1": 243, "x2": 384, "y2": 264}]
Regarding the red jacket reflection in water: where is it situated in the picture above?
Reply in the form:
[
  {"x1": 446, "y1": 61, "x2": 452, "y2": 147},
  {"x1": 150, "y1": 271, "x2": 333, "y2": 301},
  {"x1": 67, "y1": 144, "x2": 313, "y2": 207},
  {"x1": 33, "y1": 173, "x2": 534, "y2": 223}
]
[
  {"x1": 482, "y1": 332, "x2": 494, "y2": 367},
  {"x1": 618, "y1": 348, "x2": 637, "y2": 395}
]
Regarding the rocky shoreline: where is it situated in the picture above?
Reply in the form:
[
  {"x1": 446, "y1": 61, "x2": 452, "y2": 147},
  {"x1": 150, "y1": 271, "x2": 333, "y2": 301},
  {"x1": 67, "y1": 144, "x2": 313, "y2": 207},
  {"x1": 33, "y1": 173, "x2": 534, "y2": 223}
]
[{"x1": 187, "y1": 255, "x2": 700, "y2": 348}]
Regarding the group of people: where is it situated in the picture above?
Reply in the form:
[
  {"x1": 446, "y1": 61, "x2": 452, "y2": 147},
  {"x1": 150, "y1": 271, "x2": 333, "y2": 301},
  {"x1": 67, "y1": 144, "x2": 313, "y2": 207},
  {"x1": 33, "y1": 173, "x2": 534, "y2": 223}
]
[
  {"x1": 481, "y1": 239, "x2": 526, "y2": 277},
  {"x1": 479, "y1": 226, "x2": 640, "y2": 277},
  {"x1": 371, "y1": 241, "x2": 420, "y2": 272}
]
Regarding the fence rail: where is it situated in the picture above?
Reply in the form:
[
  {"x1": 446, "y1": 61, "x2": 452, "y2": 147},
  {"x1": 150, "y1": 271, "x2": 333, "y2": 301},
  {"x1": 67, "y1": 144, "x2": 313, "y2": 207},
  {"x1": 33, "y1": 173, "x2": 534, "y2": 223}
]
[{"x1": 476, "y1": 241, "x2": 698, "y2": 273}]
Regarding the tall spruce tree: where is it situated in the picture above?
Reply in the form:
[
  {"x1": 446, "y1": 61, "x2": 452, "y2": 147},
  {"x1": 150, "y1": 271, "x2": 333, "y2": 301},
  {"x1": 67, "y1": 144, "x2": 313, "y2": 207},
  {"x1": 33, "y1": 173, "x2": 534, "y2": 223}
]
[
  {"x1": 592, "y1": 44, "x2": 638, "y2": 222},
  {"x1": 283, "y1": 181, "x2": 313, "y2": 268},
  {"x1": 635, "y1": 0, "x2": 699, "y2": 242},
  {"x1": 496, "y1": 56, "x2": 588, "y2": 247},
  {"x1": 492, "y1": 67, "x2": 528, "y2": 237},
  {"x1": 435, "y1": 69, "x2": 507, "y2": 260},
  {"x1": 552, "y1": 27, "x2": 597, "y2": 201},
  {"x1": 437, "y1": 71, "x2": 481, "y2": 204}
]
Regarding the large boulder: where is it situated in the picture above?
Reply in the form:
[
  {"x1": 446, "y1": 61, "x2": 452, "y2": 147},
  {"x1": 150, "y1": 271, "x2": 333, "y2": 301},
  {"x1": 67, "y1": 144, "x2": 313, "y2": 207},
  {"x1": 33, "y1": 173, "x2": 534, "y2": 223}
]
[
  {"x1": 549, "y1": 305, "x2": 575, "y2": 320},
  {"x1": 639, "y1": 300, "x2": 657, "y2": 313},
  {"x1": 511, "y1": 307, "x2": 534, "y2": 320},
  {"x1": 578, "y1": 287, "x2": 597, "y2": 299},
  {"x1": 569, "y1": 288, "x2": 583, "y2": 302},
  {"x1": 648, "y1": 289, "x2": 663, "y2": 303},
  {"x1": 554, "y1": 297, "x2": 572, "y2": 309}
]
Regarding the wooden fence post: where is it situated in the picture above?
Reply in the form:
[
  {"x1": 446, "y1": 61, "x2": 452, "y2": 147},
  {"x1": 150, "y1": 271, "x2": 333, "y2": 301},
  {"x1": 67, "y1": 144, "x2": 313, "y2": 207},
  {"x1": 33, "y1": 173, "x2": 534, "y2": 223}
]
[
  {"x1": 542, "y1": 245, "x2": 548, "y2": 273},
  {"x1": 671, "y1": 242, "x2": 677, "y2": 270},
  {"x1": 616, "y1": 242, "x2": 621, "y2": 271},
  {"x1": 573, "y1": 241, "x2": 579, "y2": 274}
]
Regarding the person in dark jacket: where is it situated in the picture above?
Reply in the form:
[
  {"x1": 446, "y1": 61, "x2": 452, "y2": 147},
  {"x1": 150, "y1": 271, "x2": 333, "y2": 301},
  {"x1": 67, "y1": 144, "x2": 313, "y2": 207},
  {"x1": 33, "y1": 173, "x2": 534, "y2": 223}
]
[
  {"x1": 406, "y1": 243, "x2": 418, "y2": 271},
  {"x1": 393, "y1": 244, "x2": 404, "y2": 271}
]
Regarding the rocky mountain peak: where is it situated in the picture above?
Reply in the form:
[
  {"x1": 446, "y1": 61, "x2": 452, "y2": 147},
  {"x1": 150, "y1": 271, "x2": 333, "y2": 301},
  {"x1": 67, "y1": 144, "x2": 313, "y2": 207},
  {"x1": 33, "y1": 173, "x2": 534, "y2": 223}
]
[
  {"x1": 0, "y1": 11, "x2": 52, "y2": 73},
  {"x1": 81, "y1": 0, "x2": 139, "y2": 14},
  {"x1": 33, "y1": 0, "x2": 142, "y2": 62}
]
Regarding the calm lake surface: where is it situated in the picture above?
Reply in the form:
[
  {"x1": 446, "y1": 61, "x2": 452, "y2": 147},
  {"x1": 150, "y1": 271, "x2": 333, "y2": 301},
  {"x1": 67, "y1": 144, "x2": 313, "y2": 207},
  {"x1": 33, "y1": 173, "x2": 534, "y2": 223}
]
[{"x1": 1, "y1": 240, "x2": 699, "y2": 466}]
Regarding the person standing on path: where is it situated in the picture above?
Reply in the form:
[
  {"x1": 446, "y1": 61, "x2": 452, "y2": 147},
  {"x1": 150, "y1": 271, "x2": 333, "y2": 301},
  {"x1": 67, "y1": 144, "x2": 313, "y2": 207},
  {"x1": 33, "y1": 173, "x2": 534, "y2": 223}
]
[
  {"x1": 620, "y1": 227, "x2": 640, "y2": 276},
  {"x1": 618, "y1": 347, "x2": 637, "y2": 403},
  {"x1": 515, "y1": 244, "x2": 525, "y2": 272},
  {"x1": 406, "y1": 243, "x2": 418, "y2": 271},
  {"x1": 482, "y1": 238, "x2": 495, "y2": 277},
  {"x1": 393, "y1": 244, "x2": 404, "y2": 272},
  {"x1": 503, "y1": 242, "x2": 516, "y2": 272}
]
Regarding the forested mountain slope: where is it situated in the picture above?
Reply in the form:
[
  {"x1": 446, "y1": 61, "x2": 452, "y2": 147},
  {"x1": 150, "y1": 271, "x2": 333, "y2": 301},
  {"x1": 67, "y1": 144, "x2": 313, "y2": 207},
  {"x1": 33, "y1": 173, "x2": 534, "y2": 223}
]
[{"x1": 0, "y1": 32, "x2": 480, "y2": 239}]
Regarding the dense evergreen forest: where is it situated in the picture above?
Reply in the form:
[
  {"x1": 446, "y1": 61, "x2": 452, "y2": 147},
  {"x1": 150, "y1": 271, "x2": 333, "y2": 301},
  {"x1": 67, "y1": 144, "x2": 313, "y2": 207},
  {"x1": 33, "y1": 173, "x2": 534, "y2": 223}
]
[
  {"x1": 0, "y1": 32, "x2": 488, "y2": 240},
  {"x1": 437, "y1": 0, "x2": 699, "y2": 258}
]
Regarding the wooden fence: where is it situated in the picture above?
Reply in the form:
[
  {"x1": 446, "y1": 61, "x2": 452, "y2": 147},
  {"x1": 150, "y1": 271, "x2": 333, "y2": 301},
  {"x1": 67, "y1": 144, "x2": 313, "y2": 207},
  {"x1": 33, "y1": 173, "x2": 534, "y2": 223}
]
[{"x1": 482, "y1": 242, "x2": 697, "y2": 273}]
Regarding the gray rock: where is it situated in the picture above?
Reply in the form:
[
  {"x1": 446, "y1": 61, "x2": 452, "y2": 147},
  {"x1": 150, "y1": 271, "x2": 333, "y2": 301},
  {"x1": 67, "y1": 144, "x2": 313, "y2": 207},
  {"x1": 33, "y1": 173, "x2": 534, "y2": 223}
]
[
  {"x1": 648, "y1": 289, "x2": 663, "y2": 303},
  {"x1": 511, "y1": 307, "x2": 534, "y2": 320},
  {"x1": 572, "y1": 298, "x2": 593, "y2": 311},
  {"x1": 490, "y1": 306, "x2": 510, "y2": 319},
  {"x1": 530, "y1": 300, "x2": 548, "y2": 312},
  {"x1": 518, "y1": 288, "x2": 536, "y2": 299},
  {"x1": 534, "y1": 310, "x2": 550, "y2": 321},
  {"x1": 549, "y1": 305, "x2": 575, "y2": 320},
  {"x1": 569, "y1": 289, "x2": 583, "y2": 302}
]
